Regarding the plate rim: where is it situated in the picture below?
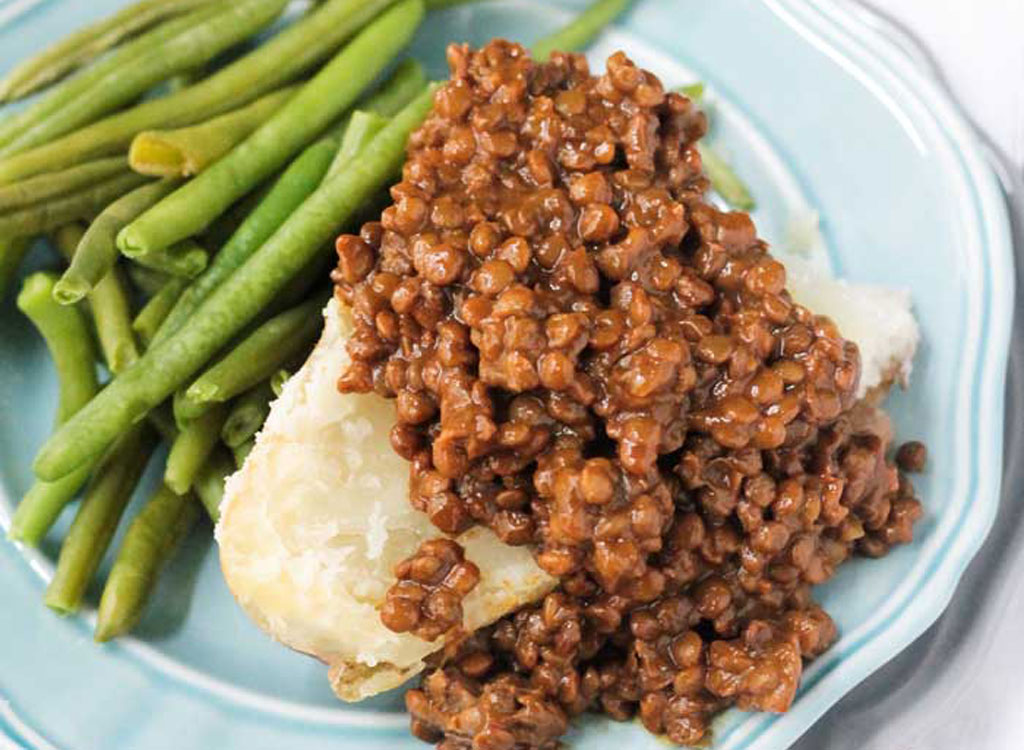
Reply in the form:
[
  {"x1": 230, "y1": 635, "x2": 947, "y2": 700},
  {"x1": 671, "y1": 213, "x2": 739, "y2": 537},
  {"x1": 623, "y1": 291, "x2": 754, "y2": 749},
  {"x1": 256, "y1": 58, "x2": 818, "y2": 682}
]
[{"x1": 709, "y1": 0, "x2": 1015, "y2": 747}]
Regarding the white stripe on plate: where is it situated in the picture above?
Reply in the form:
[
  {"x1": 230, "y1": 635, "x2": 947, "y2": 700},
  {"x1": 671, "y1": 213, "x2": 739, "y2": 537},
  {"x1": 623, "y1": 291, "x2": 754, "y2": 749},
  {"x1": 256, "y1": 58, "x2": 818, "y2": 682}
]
[{"x1": 0, "y1": 0, "x2": 48, "y2": 28}]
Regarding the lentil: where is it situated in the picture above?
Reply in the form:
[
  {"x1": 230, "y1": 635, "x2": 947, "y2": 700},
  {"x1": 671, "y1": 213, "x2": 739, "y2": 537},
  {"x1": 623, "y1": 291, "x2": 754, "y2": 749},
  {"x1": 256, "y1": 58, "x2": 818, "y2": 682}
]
[{"x1": 334, "y1": 41, "x2": 925, "y2": 748}]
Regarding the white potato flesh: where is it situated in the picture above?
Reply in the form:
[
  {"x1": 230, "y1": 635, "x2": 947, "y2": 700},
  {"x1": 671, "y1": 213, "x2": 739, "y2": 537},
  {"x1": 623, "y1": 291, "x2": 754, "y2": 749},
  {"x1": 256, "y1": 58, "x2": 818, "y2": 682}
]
[{"x1": 217, "y1": 299, "x2": 556, "y2": 702}]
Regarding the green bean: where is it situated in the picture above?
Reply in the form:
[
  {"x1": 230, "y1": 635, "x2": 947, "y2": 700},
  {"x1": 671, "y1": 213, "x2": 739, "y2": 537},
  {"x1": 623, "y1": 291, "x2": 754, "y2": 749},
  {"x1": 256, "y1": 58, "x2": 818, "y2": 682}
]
[
  {"x1": 0, "y1": 1, "x2": 290, "y2": 159},
  {"x1": 9, "y1": 465, "x2": 93, "y2": 547},
  {"x1": 222, "y1": 381, "x2": 274, "y2": 448},
  {"x1": 232, "y1": 438, "x2": 255, "y2": 469},
  {"x1": 127, "y1": 239, "x2": 209, "y2": 279},
  {"x1": 165, "y1": 403, "x2": 229, "y2": 494},
  {"x1": 145, "y1": 407, "x2": 220, "y2": 523},
  {"x1": 425, "y1": 0, "x2": 492, "y2": 7},
  {"x1": 192, "y1": 447, "x2": 234, "y2": 522},
  {"x1": 0, "y1": 11, "x2": 211, "y2": 152},
  {"x1": 16, "y1": 272, "x2": 99, "y2": 424},
  {"x1": 327, "y1": 111, "x2": 388, "y2": 179},
  {"x1": 0, "y1": 0, "x2": 223, "y2": 103},
  {"x1": 361, "y1": 59, "x2": 427, "y2": 117},
  {"x1": 270, "y1": 368, "x2": 292, "y2": 398},
  {"x1": 151, "y1": 136, "x2": 340, "y2": 346},
  {"x1": 532, "y1": 0, "x2": 631, "y2": 61},
  {"x1": 94, "y1": 484, "x2": 201, "y2": 641},
  {"x1": 0, "y1": 0, "x2": 400, "y2": 184},
  {"x1": 9, "y1": 270, "x2": 101, "y2": 545},
  {"x1": 133, "y1": 277, "x2": 188, "y2": 347},
  {"x1": 0, "y1": 236, "x2": 31, "y2": 299},
  {"x1": 198, "y1": 189, "x2": 266, "y2": 250},
  {"x1": 0, "y1": 172, "x2": 149, "y2": 238},
  {"x1": 126, "y1": 264, "x2": 170, "y2": 298},
  {"x1": 55, "y1": 179, "x2": 181, "y2": 304},
  {"x1": 44, "y1": 424, "x2": 157, "y2": 615},
  {"x1": 699, "y1": 144, "x2": 756, "y2": 211},
  {"x1": 676, "y1": 82, "x2": 705, "y2": 100},
  {"x1": 130, "y1": 87, "x2": 298, "y2": 178},
  {"x1": 53, "y1": 224, "x2": 140, "y2": 376},
  {"x1": 0, "y1": 157, "x2": 129, "y2": 213},
  {"x1": 119, "y1": 0, "x2": 424, "y2": 256},
  {"x1": 33, "y1": 88, "x2": 436, "y2": 482},
  {"x1": 176, "y1": 292, "x2": 327, "y2": 421}
]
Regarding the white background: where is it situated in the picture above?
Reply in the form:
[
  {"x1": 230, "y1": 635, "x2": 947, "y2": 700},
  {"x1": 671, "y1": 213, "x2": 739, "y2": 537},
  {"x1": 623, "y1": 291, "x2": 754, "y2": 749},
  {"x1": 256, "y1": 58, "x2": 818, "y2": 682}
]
[{"x1": 865, "y1": 0, "x2": 1024, "y2": 169}]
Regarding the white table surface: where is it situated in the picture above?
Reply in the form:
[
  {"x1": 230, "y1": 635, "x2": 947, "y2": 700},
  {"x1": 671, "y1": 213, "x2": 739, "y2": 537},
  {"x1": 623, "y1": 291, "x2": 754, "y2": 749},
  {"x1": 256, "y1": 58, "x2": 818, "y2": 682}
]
[{"x1": 795, "y1": 2, "x2": 1024, "y2": 749}]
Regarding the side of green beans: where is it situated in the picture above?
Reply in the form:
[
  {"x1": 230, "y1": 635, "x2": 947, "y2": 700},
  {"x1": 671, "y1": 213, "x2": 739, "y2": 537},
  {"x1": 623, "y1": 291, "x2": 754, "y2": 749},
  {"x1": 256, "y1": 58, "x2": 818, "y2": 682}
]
[
  {"x1": 0, "y1": 0, "x2": 223, "y2": 103},
  {"x1": 44, "y1": 424, "x2": 157, "y2": 615},
  {"x1": 16, "y1": 272, "x2": 99, "y2": 424},
  {"x1": 34, "y1": 88, "x2": 437, "y2": 482},
  {"x1": 55, "y1": 179, "x2": 181, "y2": 304},
  {"x1": 0, "y1": 157, "x2": 129, "y2": 213},
  {"x1": 53, "y1": 224, "x2": 141, "y2": 374},
  {"x1": 94, "y1": 484, "x2": 201, "y2": 642},
  {"x1": 150, "y1": 135, "x2": 340, "y2": 346},
  {"x1": 192, "y1": 447, "x2": 235, "y2": 522},
  {"x1": 130, "y1": 87, "x2": 298, "y2": 178},
  {"x1": 327, "y1": 110, "x2": 388, "y2": 179},
  {"x1": 165, "y1": 403, "x2": 229, "y2": 494},
  {"x1": 222, "y1": 381, "x2": 274, "y2": 448},
  {"x1": 126, "y1": 239, "x2": 209, "y2": 279},
  {"x1": 133, "y1": 277, "x2": 189, "y2": 347},
  {"x1": 0, "y1": 0, "x2": 399, "y2": 184},
  {"x1": 0, "y1": 0, "x2": 290, "y2": 159},
  {"x1": 532, "y1": 0, "x2": 631, "y2": 61},
  {"x1": 176, "y1": 293, "x2": 326, "y2": 420},
  {"x1": 361, "y1": 59, "x2": 427, "y2": 117},
  {"x1": 120, "y1": 0, "x2": 424, "y2": 255},
  {"x1": 0, "y1": 172, "x2": 149, "y2": 238},
  {"x1": 0, "y1": 10, "x2": 216, "y2": 152},
  {"x1": 0, "y1": 236, "x2": 31, "y2": 299}
]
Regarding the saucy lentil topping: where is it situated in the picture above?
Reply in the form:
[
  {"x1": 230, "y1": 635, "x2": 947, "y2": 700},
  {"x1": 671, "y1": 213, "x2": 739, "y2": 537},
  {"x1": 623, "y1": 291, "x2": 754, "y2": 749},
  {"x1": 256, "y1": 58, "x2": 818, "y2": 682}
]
[
  {"x1": 381, "y1": 538, "x2": 482, "y2": 641},
  {"x1": 333, "y1": 40, "x2": 924, "y2": 748}
]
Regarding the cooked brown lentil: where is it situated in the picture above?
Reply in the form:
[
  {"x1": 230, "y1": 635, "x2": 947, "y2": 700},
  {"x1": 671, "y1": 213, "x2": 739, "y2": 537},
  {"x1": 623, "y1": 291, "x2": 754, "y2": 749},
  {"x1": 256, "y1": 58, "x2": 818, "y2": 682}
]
[
  {"x1": 895, "y1": 440, "x2": 927, "y2": 473},
  {"x1": 333, "y1": 40, "x2": 924, "y2": 749},
  {"x1": 381, "y1": 539, "x2": 482, "y2": 641}
]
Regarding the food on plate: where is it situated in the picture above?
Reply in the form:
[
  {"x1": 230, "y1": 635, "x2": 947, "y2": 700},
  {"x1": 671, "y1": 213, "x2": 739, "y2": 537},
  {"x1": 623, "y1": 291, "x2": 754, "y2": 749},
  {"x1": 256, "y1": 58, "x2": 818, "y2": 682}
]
[
  {"x1": 219, "y1": 38, "x2": 925, "y2": 748},
  {"x1": 0, "y1": 0, "x2": 927, "y2": 746},
  {"x1": 6, "y1": 0, "x2": 620, "y2": 644},
  {"x1": 0, "y1": 0, "x2": 228, "y2": 104},
  {"x1": 0, "y1": 0, "x2": 401, "y2": 184}
]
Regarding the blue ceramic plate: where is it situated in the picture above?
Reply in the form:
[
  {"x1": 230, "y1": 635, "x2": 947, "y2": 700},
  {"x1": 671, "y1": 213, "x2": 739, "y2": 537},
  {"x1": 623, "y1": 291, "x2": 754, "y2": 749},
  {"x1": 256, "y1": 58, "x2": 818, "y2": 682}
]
[{"x1": 0, "y1": 1, "x2": 1014, "y2": 749}]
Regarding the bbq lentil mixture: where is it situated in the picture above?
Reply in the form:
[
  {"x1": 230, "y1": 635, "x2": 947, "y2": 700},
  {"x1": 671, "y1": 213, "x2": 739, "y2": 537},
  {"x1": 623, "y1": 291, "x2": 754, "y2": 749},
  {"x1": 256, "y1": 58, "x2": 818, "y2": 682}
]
[{"x1": 333, "y1": 41, "x2": 926, "y2": 749}]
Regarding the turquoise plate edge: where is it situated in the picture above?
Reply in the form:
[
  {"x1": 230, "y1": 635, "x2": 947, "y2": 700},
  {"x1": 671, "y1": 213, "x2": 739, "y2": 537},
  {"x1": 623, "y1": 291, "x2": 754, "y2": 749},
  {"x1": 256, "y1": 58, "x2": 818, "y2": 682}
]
[
  {"x1": 711, "y1": 2, "x2": 1014, "y2": 747},
  {"x1": 0, "y1": 0, "x2": 1014, "y2": 749}
]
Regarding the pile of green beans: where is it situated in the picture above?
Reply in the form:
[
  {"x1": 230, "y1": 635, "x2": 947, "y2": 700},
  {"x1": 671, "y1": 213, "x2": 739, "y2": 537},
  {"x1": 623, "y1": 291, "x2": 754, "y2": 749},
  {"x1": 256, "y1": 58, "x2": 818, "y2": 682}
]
[
  {"x1": 0, "y1": 0, "x2": 223, "y2": 103},
  {"x1": 0, "y1": 0, "x2": 290, "y2": 159},
  {"x1": 1, "y1": 0, "x2": 657, "y2": 643},
  {"x1": 0, "y1": 0, "x2": 400, "y2": 184},
  {"x1": 119, "y1": 0, "x2": 425, "y2": 255}
]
